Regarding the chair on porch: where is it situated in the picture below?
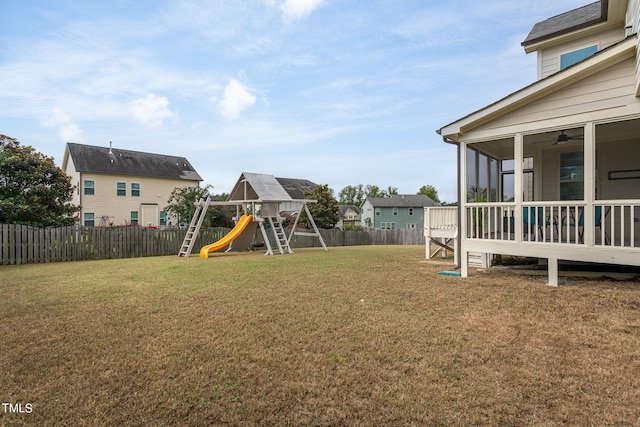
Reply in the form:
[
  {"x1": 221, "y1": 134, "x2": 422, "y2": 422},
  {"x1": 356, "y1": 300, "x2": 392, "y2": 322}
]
[
  {"x1": 523, "y1": 207, "x2": 544, "y2": 240},
  {"x1": 568, "y1": 206, "x2": 611, "y2": 244}
]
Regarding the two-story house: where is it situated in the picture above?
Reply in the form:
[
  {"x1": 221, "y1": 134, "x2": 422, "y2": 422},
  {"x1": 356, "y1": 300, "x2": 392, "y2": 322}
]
[
  {"x1": 360, "y1": 195, "x2": 437, "y2": 229},
  {"x1": 337, "y1": 205, "x2": 362, "y2": 229},
  {"x1": 437, "y1": 0, "x2": 640, "y2": 285},
  {"x1": 62, "y1": 143, "x2": 202, "y2": 227}
]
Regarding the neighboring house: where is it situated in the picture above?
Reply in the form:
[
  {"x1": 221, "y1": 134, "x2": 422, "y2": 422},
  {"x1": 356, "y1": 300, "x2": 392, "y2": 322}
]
[
  {"x1": 360, "y1": 195, "x2": 437, "y2": 229},
  {"x1": 437, "y1": 0, "x2": 640, "y2": 285},
  {"x1": 337, "y1": 205, "x2": 362, "y2": 229},
  {"x1": 62, "y1": 143, "x2": 202, "y2": 227}
]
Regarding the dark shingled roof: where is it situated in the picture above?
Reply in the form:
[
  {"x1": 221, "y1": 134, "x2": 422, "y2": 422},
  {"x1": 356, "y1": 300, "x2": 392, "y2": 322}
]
[
  {"x1": 522, "y1": 1, "x2": 606, "y2": 46},
  {"x1": 275, "y1": 177, "x2": 317, "y2": 199},
  {"x1": 366, "y1": 194, "x2": 437, "y2": 208},
  {"x1": 66, "y1": 143, "x2": 202, "y2": 181}
]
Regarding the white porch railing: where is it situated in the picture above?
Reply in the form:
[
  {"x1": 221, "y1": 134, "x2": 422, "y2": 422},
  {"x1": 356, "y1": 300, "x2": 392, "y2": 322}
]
[{"x1": 465, "y1": 200, "x2": 640, "y2": 248}]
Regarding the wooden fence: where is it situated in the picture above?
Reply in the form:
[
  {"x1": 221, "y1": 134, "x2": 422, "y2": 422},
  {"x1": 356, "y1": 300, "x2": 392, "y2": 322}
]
[{"x1": 0, "y1": 224, "x2": 425, "y2": 265}]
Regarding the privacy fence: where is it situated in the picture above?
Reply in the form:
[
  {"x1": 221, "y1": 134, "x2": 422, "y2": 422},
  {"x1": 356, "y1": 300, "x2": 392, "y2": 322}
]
[{"x1": 0, "y1": 224, "x2": 425, "y2": 265}]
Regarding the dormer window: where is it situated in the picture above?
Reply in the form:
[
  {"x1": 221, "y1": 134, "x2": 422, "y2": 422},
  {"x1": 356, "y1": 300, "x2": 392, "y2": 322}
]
[{"x1": 560, "y1": 45, "x2": 597, "y2": 70}]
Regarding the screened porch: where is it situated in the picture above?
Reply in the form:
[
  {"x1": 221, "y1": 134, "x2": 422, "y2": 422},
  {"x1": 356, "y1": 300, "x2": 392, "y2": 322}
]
[{"x1": 462, "y1": 118, "x2": 640, "y2": 252}]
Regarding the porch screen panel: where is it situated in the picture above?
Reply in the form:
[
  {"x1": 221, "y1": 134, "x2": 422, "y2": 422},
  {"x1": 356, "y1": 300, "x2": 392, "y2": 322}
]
[
  {"x1": 490, "y1": 158, "x2": 499, "y2": 202},
  {"x1": 478, "y1": 152, "x2": 489, "y2": 200},
  {"x1": 466, "y1": 147, "x2": 477, "y2": 202}
]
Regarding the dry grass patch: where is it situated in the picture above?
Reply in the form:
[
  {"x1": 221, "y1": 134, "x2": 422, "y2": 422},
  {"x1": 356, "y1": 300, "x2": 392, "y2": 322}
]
[{"x1": 1, "y1": 246, "x2": 639, "y2": 426}]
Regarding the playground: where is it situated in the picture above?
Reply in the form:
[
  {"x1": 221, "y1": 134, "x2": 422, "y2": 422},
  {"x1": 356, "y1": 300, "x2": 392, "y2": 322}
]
[
  {"x1": 1, "y1": 246, "x2": 638, "y2": 426},
  {"x1": 179, "y1": 172, "x2": 327, "y2": 258}
]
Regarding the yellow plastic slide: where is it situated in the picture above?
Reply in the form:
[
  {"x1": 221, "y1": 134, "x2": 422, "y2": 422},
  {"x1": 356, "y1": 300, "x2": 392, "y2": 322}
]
[{"x1": 199, "y1": 214, "x2": 254, "y2": 257}]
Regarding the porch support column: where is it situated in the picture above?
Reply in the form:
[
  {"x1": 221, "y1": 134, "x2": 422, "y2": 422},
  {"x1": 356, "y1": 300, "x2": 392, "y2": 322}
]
[
  {"x1": 460, "y1": 143, "x2": 468, "y2": 277},
  {"x1": 547, "y1": 257, "x2": 558, "y2": 287},
  {"x1": 583, "y1": 122, "x2": 596, "y2": 246},
  {"x1": 514, "y1": 133, "x2": 524, "y2": 242}
]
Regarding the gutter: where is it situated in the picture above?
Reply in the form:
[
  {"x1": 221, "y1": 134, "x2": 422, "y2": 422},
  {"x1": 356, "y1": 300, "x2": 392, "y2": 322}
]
[{"x1": 437, "y1": 132, "x2": 461, "y2": 269}]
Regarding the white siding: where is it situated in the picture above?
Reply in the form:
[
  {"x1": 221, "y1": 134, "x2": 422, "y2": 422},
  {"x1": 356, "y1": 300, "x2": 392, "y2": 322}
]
[
  {"x1": 79, "y1": 173, "x2": 199, "y2": 226},
  {"x1": 481, "y1": 58, "x2": 638, "y2": 131},
  {"x1": 63, "y1": 156, "x2": 82, "y2": 209},
  {"x1": 538, "y1": 28, "x2": 626, "y2": 79}
]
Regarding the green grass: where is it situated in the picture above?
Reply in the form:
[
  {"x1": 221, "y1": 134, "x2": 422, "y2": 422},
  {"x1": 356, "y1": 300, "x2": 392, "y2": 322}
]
[{"x1": 1, "y1": 246, "x2": 639, "y2": 426}]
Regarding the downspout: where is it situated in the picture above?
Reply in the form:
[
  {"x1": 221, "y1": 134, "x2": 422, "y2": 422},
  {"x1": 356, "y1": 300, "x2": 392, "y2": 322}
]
[{"x1": 440, "y1": 133, "x2": 461, "y2": 269}]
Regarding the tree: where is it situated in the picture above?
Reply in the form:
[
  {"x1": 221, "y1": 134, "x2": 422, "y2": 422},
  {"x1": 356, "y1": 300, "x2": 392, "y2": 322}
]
[
  {"x1": 338, "y1": 184, "x2": 399, "y2": 205},
  {"x1": 300, "y1": 184, "x2": 339, "y2": 229},
  {"x1": 164, "y1": 185, "x2": 234, "y2": 228},
  {"x1": 418, "y1": 185, "x2": 441, "y2": 204},
  {"x1": 337, "y1": 184, "x2": 365, "y2": 206},
  {"x1": 0, "y1": 134, "x2": 78, "y2": 226},
  {"x1": 364, "y1": 185, "x2": 387, "y2": 199}
]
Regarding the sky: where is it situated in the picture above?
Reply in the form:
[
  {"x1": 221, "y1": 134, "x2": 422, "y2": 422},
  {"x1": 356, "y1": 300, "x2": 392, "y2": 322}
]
[{"x1": 0, "y1": 0, "x2": 590, "y2": 203}]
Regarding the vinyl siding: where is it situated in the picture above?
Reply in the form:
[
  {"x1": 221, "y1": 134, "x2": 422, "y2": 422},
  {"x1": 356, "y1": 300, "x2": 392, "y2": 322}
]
[
  {"x1": 482, "y1": 57, "x2": 638, "y2": 131},
  {"x1": 78, "y1": 173, "x2": 199, "y2": 226},
  {"x1": 538, "y1": 27, "x2": 625, "y2": 79}
]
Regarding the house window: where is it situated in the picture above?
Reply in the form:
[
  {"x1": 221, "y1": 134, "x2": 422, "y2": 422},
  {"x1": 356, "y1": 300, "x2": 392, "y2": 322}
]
[
  {"x1": 393, "y1": 208, "x2": 398, "y2": 216},
  {"x1": 160, "y1": 210, "x2": 167, "y2": 226},
  {"x1": 560, "y1": 152, "x2": 584, "y2": 200},
  {"x1": 84, "y1": 180, "x2": 95, "y2": 195},
  {"x1": 375, "y1": 208, "x2": 381, "y2": 216},
  {"x1": 560, "y1": 45, "x2": 597, "y2": 70},
  {"x1": 117, "y1": 182, "x2": 126, "y2": 196},
  {"x1": 130, "y1": 211, "x2": 139, "y2": 225},
  {"x1": 408, "y1": 208, "x2": 414, "y2": 216},
  {"x1": 406, "y1": 223, "x2": 416, "y2": 229},
  {"x1": 380, "y1": 222, "x2": 396, "y2": 229},
  {"x1": 501, "y1": 157, "x2": 534, "y2": 202},
  {"x1": 84, "y1": 212, "x2": 95, "y2": 227},
  {"x1": 131, "y1": 183, "x2": 140, "y2": 197}
]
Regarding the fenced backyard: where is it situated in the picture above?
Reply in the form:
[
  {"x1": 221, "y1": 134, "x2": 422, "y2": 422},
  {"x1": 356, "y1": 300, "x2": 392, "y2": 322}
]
[{"x1": 0, "y1": 224, "x2": 426, "y2": 265}]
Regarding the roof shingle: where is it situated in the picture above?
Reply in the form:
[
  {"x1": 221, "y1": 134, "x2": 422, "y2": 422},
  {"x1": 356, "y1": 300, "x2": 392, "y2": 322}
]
[{"x1": 66, "y1": 143, "x2": 202, "y2": 181}]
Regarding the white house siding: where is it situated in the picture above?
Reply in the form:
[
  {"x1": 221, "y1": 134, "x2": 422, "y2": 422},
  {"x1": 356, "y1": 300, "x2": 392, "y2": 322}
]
[
  {"x1": 64, "y1": 156, "x2": 82, "y2": 208},
  {"x1": 539, "y1": 27, "x2": 625, "y2": 79},
  {"x1": 631, "y1": 0, "x2": 640, "y2": 94},
  {"x1": 483, "y1": 57, "x2": 638, "y2": 132},
  {"x1": 78, "y1": 174, "x2": 198, "y2": 226}
]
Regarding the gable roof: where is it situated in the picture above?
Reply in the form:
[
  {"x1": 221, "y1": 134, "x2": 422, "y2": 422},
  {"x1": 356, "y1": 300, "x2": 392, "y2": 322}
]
[
  {"x1": 522, "y1": 1, "x2": 606, "y2": 47},
  {"x1": 338, "y1": 205, "x2": 361, "y2": 219},
  {"x1": 365, "y1": 194, "x2": 437, "y2": 208},
  {"x1": 227, "y1": 172, "x2": 317, "y2": 202},
  {"x1": 438, "y1": 36, "x2": 636, "y2": 140},
  {"x1": 275, "y1": 177, "x2": 317, "y2": 199},
  {"x1": 64, "y1": 143, "x2": 202, "y2": 181}
]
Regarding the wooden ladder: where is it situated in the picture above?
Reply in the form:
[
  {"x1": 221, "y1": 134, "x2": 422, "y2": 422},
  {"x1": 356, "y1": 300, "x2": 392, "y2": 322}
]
[
  {"x1": 178, "y1": 196, "x2": 211, "y2": 257},
  {"x1": 268, "y1": 216, "x2": 293, "y2": 254}
]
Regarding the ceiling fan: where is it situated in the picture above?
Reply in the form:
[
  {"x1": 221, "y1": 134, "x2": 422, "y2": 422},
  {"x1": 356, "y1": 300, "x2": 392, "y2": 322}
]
[{"x1": 553, "y1": 130, "x2": 583, "y2": 145}]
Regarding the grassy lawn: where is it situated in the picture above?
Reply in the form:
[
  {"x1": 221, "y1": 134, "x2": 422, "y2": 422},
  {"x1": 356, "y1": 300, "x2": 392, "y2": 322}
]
[{"x1": 1, "y1": 246, "x2": 639, "y2": 426}]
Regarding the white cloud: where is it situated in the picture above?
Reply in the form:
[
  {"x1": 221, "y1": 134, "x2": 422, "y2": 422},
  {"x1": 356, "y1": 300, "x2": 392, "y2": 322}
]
[
  {"x1": 44, "y1": 107, "x2": 84, "y2": 142},
  {"x1": 130, "y1": 94, "x2": 174, "y2": 128},
  {"x1": 218, "y1": 79, "x2": 256, "y2": 121},
  {"x1": 58, "y1": 123, "x2": 83, "y2": 142},
  {"x1": 281, "y1": 0, "x2": 325, "y2": 23}
]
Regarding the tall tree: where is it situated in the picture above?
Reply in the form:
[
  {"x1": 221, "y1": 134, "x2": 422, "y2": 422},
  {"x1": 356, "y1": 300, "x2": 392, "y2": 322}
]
[
  {"x1": 364, "y1": 185, "x2": 387, "y2": 199},
  {"x1": 300, "y1": 184, "x2": 339, "y2": 229},
  {"x1": 337, "y1": 184, "x2": 365, "y2": 206},
  {"x1": 0, "y1": 134, "x2": 78, "y2": 226},
  {"x1": 418, "y1": 185, "x2": 441, "y2": 204}
]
